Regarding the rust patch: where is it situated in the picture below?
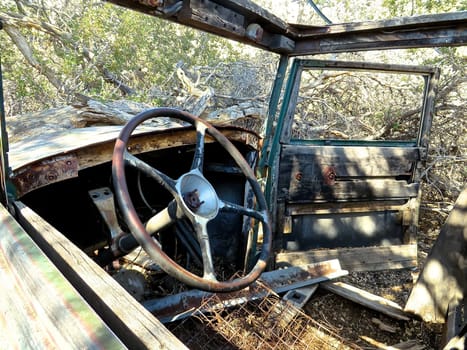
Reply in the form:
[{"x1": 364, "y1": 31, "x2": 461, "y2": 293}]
[{"x1": 12, "y1": 155, "x2": 78, "y2": 197}]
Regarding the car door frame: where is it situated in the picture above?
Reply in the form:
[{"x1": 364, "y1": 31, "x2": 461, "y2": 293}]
[{"x1": 265, "y1": 58, "x2": 440, "y2": 272}]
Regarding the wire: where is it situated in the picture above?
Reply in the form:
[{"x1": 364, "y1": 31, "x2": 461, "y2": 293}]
[
  {"x1": 307, "y1": 0, "x2": 333, "y2": 25},
  {"x1": 137, "y1": 171, "x2": 157, "y2": 215}
]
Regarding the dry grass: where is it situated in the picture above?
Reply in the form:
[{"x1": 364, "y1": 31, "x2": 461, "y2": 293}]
[{"x1": 169, "y1": 283, "x2": 361, "y2": 350}]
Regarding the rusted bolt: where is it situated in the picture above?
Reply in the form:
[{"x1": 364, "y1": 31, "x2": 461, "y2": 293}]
[
  {"x1": 46, "y1": 170, "x2": 58, "y2": 181},
  {"x1": 183, "y1": 189, "x2": 204, "y2": 212},
  {"x1": 323, "y1": 166, "x2": 336, "y2": 186},
  {"x1": 295, "y1": 172, "x2": 303, "y2": 181}
]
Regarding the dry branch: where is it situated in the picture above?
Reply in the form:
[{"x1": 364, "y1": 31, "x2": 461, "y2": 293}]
[
  {"x1": 3, "y1": 25, "x2": 66, "y2": 93},
  {"x1": 0, "y1": 10, "x2": 135, "y2": 97}
]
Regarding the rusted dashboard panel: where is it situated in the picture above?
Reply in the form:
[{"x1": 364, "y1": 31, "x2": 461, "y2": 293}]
[
  {"x1": 12, "y1": 155, "x2": 79, "y2": 198},
  {"x1": 9, "y1": 126, "x2": 260, "y2": 198}
]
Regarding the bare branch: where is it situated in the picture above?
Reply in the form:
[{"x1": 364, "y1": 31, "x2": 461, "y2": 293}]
[
  {"x1": 3, "y1": 24, "x2": 67, "y2": 94},
  {"x1": 0, "y1": 10, "x2": 136, "y2": 96}
]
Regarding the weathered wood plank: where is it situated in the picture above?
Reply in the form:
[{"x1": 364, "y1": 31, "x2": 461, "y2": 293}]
[
  {"x1": 275, "y1": 244, "x2": 418, "y2": 272},
  {"x1": 286, "y1": 178, "x2": 418, "y2": 202},
  {"x1": 0, "y1": 203, "x2": 126, "y2": 349},
  {"x1": 179, "y1": 0, "x2": 247, "y2": 36},
  {"x1": 443, "y1": 301, "x2": 466, "y2": 348},
  {"x1": 286, "y1": 200, "x2": 409, "y2": 215},
  {"x1": 278, "y1": 145, "x2": 420, "y2": 202},
  {"x1": 405, "y1": 187, "x2": 467, "y2": 323},
  {"x1": 321, "y1": 281, "x2": 411, "y2": 321},
  {"x1": 280, "y1": 145, "x2": 419, "y2": 177},
  {"x1": 14, "y1": 201, "x2": 188, "y2": 350}
]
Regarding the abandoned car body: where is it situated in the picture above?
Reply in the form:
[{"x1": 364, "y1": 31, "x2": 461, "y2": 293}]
[{"x1": 0, "y1": 1, "x2": 466, "y2": 348}]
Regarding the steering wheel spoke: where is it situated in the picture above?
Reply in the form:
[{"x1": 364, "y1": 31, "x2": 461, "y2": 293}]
[
  {"x1": 192, "y1": 220, "x2": 217, "y2": 281},
  {"x1": 190, "y1": 121, "x2": 207, "y2": 172},
  {"x1": 124, "y1": 151, "x2": 177, "y2": 194},
  {"x1": 220, "y1": 200, "x2": 266, "y2": 222}
]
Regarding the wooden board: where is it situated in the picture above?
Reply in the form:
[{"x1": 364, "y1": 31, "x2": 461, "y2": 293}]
[
  {"x1": 0, "y1": 203, "x2": 125, "y2": 349},
  {"x1": 14, "y1": 201, "x2": 188, "y2": 350},
  {"x1": 278, "y1": 145, "x2": 419, "y2": 202},
  {"x1": 443, "y1": 301, "x2": 466, "y2": 348},
  {"x1": 275, "y1": 244, "x2": 418, "y2": 272},
  {"x1": 284, "y1": 179, "x2": 419, "y2": 203},
  {"x1": 281, "y1": 145, "x2": 419, "y2": 177},
  {"x1": 405, "y1": 187, "x2": 467, "y2": 323},
  {"x1": 321, "y1": 281, "x2": 411, "y2": 321}
]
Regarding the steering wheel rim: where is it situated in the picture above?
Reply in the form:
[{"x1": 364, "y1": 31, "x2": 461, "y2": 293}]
[{"x1": 112, "y1": 107, "x2": 272, "y2": 292}]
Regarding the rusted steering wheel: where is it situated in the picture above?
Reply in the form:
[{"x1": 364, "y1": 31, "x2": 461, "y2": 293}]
[{"x1": 112, "y1": 108, "x2": 272, "y2": 292}]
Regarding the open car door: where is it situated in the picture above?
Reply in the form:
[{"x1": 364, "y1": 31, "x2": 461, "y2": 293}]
[{"x1": 271, "y1": 59, "x2": 439, "y2": 272}]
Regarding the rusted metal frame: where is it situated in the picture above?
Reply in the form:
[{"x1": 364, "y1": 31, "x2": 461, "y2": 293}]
[
  {"x1": 295, "y1": 59, "x2": 438, "y2": 75},
  {"x1": 278, "y1": 60, "x2": 304, "y2": 145},
  {"x1": 264, "y1": 59, "x2": 301, "y2": 207},
  {"x1": 11, "y1": 154, "x2": 79, "y2": 198},
  {"x1": 417, "y1": 67, "x2": 440, "y2": 161},
  {"x1": 408, "y1": 68, "x2": 439, "y2": 245},
  {"x1": 270, "y1": 285, "x2": 319, "y2": 327},
  {"x1": 107, "y1": 1, "x2": 466, "y2": 55},
  {"x1": 258, "y1": 54, "x2": 289, "y2": 175},
  {"x1": 259, "y1": 55, "x2": 289, "y2": 237},
  {"x1": 0, "y1": 51, "x2": 9, "y2": 206},
  {"x1": 143, "y1": 259, "x2": 347, "y2": 323},
  {"x1": 175, "y1": 0, "x2": 295, "y2": 53}
]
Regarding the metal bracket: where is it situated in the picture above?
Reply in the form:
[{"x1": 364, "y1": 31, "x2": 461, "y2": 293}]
[
  {"x1": 144, "y1": 259, "x2": 347, "y2": 322},
  {"x1": 89, "y1": 187, "x2": 124, "y2": 241}
]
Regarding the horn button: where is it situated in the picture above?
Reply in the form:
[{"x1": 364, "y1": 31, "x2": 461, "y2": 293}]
[{"x1": 179, "y1": 172, "x2": 219, "y2": 220}]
